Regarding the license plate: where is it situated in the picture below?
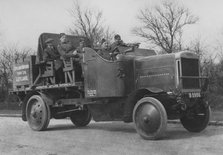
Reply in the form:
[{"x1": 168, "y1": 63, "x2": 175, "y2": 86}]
[{"x1": 189, "y1": 92, "x2": 201, "y2": 98}]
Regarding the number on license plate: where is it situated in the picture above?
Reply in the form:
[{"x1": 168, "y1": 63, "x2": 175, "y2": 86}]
[{"x1": 189, "y1": 92, "x2": 201, "y2": 98}]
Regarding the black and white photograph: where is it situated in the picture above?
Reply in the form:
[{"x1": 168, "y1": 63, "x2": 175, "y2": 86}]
[{"x1": 0, "y1": 0, "x2": 223, "y2": 154}]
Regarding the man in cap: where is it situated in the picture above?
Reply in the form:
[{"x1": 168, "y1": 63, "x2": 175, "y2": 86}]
[
  {"x1": 110, "y1": 34, "x2": 126, "y2": 49},
  {"x1": 43, "y1": 38, "x2": 60, "y2": 62},
  {"x1": 97, "y1": 39, "x2": 112, "y2": 60},
  {"x1": 57, "y1": 34, "x2": 85, "y2": 81},
  {"x1": 57, "y1": 33, "x2": 76, "y2": 59},
  {"x1": 73, "y1": 38, "x2": 85, "y2": 56},
  {"x1": 109, "y1": 34, "x2": 127, "y2": 60},
  {"x1": 43, "y1": 38, "x2": 64, "y2": 83},
  {"x1": 72, "y1": 38, "x2": 86, "y2": 81}
]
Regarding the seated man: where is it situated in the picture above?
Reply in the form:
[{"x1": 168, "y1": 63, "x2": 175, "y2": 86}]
[
  {"x1": 110, "y1": 34, "x2": 127, "y2": 60},
  {"x1": 110, "y1": 34, "x2": 127, "y2": 50},
  {"x1": 57, "y1": 34, "x2": 84, "y2": 81},
  {"x1": 57, "y1": 33, "x2": 77, "y2": 59},
  {"x1": 42, "y1": 38, "x2": 64, "y2": 84},
  {"x1": 73, "y1": 38, "x2": 85, "y2": 58},
  {"x1": 97, "y1": 39, "x2": 112, "y2": 60},
  {"x1": 100, "y1": 38, "x2": 106, "y2": 47},
  {"x1": 72, "y1": 38, "x2": 85, "y2": 81}
]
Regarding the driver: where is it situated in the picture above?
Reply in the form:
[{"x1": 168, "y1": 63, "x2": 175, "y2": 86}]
[
  {"x1": 97, "y1": 39, "x2": 111, "y2": 60},
  {"x1": 110, "y1": 34, "x2": 127, "y2": 51},
  {"x1": 110, "y1": 34, "x2": 127, "y2": 60}
]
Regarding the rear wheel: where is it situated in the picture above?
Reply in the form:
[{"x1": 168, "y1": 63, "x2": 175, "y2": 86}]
[
  {"x1": 133, "y1": 97, "x2": 167, "y2": 140},
  {"x1": 70, "y1": 106, "x2": 92, "y2": 127},
  {"x1": 180, "y1": 104, "x2": 211, "y2": 132},
  {"x1": 26, "y1": 95, "x2": 50, "y2": 131}
]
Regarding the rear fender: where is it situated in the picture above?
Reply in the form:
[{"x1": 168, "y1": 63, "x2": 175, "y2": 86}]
[
  {"x1": 22, "y1": 91, "x2": 40, "y2": 121},
  {"x1": 38, "y1": 92, "x2": 54, "y2": 105},
  {"x1": 21, "y1": 91, "x2": 54, "y2": 121}
]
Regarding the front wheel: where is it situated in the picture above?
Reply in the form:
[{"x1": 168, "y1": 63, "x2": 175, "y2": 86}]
[
  {"x1": 133, "y1": 97, "x2": 167, "y2": 140},
  {"x1": 26, "y1": 95, "x2": 51, "y2": 131},
  {"x1": 180, "y1": 104, "x2": 211, "y2": 132},
  {"x1": 70, "y1": 106, "x2": 92, "y2": 127}
]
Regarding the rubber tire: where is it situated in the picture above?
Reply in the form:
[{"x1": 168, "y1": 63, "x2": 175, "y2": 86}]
[
  {"x1": 70, "y1": 107, "x2": 91, "y2": 127},
  {"x1": 180, "y1": 105, "x2": 211, "y2": 132},
  {"x1": 133, "y1": 97, "x2": 167, "y2": 140},
  {"x1": 26, "y1": 95, "x2": 51, "y2": 131}
]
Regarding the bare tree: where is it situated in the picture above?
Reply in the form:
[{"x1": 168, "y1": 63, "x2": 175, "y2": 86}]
[
  {"x1": 133, "y1": 1, "x2": 198, "y2": 53},
  {"x1": 187, "y1": 38, "x2": 209, "y2": 61},
  {"x1": 0, "y1": 45, "x2": 33, "y2": 95},
  {"x1": 68, "y1": 0, "x2": 114, "y2": 47}
]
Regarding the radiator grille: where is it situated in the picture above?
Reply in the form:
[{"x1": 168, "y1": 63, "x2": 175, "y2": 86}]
[{"x1": 181, "y1": 58, "x2": 200, "y2": 89}]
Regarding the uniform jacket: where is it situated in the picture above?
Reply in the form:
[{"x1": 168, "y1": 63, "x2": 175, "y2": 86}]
[
  {"x1": 57, "y1": 41, "x2": 76, "y2": 59},
  {"x1": 43, "y1": 46, "x2": 63, "y2": 70}
]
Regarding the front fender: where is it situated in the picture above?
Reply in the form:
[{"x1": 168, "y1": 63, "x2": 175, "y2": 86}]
[
  {"x1": 123, "y1": 87, "x2": 164, "y2": 122},
  {"x1": 144, "y1": 87, "x2": 164, "y2": 94}
]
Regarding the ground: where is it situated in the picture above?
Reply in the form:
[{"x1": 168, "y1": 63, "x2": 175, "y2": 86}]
[{"x1": 0, "y1": 117, "x2": 223, "y2": 155}]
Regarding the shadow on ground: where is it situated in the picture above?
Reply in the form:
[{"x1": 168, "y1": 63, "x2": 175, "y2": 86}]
[
  {"x1": 48, "y1": 121, "x2": 136, "y2": 133},
  {"x1": 46, "y1": 121, "x2": 223, "y2": 140}
]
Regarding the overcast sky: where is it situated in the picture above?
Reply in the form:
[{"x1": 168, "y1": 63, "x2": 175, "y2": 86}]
[{"x1": 0, "y1": 0, "x2": 223, "y2": 54}]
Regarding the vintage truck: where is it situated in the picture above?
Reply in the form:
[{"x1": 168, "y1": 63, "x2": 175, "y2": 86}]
[{"x1": 11, "y1": 33, "x2": 210, "y2": 140}]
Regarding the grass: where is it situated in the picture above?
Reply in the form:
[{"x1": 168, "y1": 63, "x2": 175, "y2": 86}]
[{"x1": 208, "y1": 93, "x2": 223, "y2": 111}]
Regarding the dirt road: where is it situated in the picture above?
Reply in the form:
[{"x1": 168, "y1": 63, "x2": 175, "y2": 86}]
[{"x1": 0, "y1": 117, "x2": 223, "y2": 155}]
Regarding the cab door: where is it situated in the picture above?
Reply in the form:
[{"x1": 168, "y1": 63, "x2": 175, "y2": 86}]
[{"x1": 83, "y1": 48, "x2": 125, "y2": 98}]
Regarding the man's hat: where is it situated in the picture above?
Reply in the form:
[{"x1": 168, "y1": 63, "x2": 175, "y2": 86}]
[
  {"x1": 59, "y1": 33, "x2": 66, "y2": 38},
  {"x1": 79, "y1": 38, "x2": 85, "y2": 43},
  {"x1": 60, "y1": 34, "x2": 69, "y2": 43},
  {"x1": 114, "y1": 34, "x2": 121, "y2": 40},
  {"x1": 45, "y1": 38, "x2": 54, "y2": 44},
  {"x1": 100, "y1": 38, "x2": 106, "y2": 44}
]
